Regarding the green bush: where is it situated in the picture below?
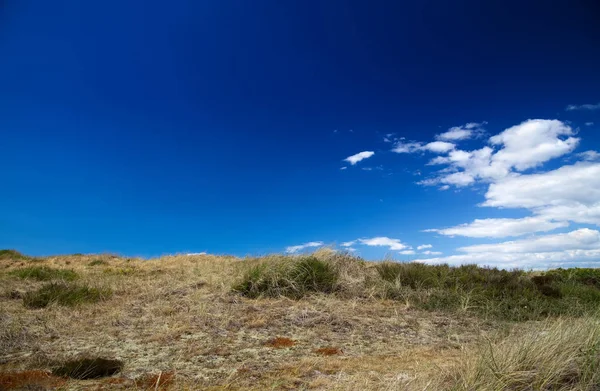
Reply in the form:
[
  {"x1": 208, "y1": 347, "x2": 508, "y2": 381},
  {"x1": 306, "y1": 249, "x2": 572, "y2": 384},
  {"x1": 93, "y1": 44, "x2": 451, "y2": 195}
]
[
  {"x1": 234, "y1": 256, "x2": 339, "y2": 299},
  {"x1": 23, "y1": 282, "x2": 112, "y2": 308},
  {"x1": 9, "y1": 266, "x2": 78, "y2": 281}
]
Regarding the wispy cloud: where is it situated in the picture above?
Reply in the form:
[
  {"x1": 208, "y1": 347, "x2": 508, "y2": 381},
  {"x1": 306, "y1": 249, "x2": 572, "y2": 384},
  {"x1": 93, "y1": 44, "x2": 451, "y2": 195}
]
[
  {"x1": 577, "y1": 151, "x2": 600, "y2": 161},
  {"x1": 566, "y1": 102, "x2": 600, "y2": 111},
  {"x1": 344, "y1": 151, "x2": 375, "y2": 165},
  {"x1": 425, "y1": 217, "x2": 569, "y2": 238},
  {"x1": 358, "y1": 237, "x2": 409, "y2": 250},
  {"x1": 436, "y1": 122, "x2": 486, "y2": 141},
  {"x1": 421, "y1": 250, "x2": 442, "y2": 255},
  {"x1": 286, "y1": 241, "x2": 324, "y2": 254},
  {"x1": 392, "y1": 141, "x2": 455, "y2": 154},
  {"x1": 400, "y1": 250, "x2": 415, "y2": 255},
  {"x1": 585, "y1": 122, "x2": 594, "y2": 126},
  {"x1": 416, "y1": 244, "x2": 432, "y2": 250}
]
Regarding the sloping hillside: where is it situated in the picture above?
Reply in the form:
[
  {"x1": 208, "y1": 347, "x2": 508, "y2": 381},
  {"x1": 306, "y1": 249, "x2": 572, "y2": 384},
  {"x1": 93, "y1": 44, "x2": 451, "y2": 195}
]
[{"x1": 1, "y1": 250, "x2": 599, "y2": 390}]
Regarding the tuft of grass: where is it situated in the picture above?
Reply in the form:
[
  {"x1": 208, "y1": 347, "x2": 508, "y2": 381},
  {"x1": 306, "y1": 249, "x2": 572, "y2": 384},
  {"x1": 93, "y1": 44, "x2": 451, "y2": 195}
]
[
  {"x1": 23, "y1": 282, "x2": 112, "y2": 308},
  {"x1": 51, "y1": 358, "x2": 123, "y2": 379},
  {"x1": 88, "y1": 259, "x2": 108, "y2": 266},
  {"x1": 9, "y1": 266, "x2": 78, "y2": 281},
  {"x1": 234, "y1": 256, "x2": 339, "y2": 299},
  {"x1": 438, "y1": 317, "x2": 600, "y2": 390}
]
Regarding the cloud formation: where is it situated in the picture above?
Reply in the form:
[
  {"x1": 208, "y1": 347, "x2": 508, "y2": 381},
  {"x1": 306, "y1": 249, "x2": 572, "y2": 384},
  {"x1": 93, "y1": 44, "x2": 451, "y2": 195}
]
[
  {"x1": 436, "y1": 122, "x2": 486, "y2": 141},
  {"x1": 286, "y1": 241, "x2": 324, "y2": 253},
  {"x1": 566, "y1": 102, "x2": 600, "y2": 111},
  {"x1": 426, "y1": 217, "x2": 569, "y2": 238},
  {"x1": 358, "y1": 237, "x2": 409, "y2": 250},
  {"x1": 344, "y1": 151, "x2": 375, "y2": 165},
  {"x1": 416, "y1": 244, "x2": 432, "y2": 250},
  {"x1": 418, "y1": 119, "x2": 578, "y2": 187}
]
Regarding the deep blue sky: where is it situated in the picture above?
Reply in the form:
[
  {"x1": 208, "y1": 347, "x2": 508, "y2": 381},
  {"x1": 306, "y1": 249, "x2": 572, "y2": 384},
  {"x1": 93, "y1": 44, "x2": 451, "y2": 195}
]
[{"x1": 1, "y1": 0, "x2": 600, "y2": 259}]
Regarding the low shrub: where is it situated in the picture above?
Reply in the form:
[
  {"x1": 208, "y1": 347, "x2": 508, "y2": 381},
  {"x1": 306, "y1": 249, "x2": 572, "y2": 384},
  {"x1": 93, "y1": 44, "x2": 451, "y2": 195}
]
[
  {"x1": 23, "y1": 282, "x2": 112, "y2": 308},
  {"x1": 9, "y1": 266, "x2": 78, "y2": 281}
]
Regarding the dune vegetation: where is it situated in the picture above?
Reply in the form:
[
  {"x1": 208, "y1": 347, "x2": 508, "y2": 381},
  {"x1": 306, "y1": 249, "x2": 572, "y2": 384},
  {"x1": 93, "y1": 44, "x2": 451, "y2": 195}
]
[{"x1": 1, "y1": 249, "x2": 599, "y2": 390}]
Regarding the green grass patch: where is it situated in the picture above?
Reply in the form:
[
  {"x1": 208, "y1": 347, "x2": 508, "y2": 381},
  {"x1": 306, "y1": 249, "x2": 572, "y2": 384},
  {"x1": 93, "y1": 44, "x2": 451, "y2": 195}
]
[
  {"x1": 23, "y1": 282, "x2": 112, "y2": 308},
  {"x1": 234, "y1": 256, "x2": 339, "y2": 299},
  {"x1": 375, "y1": 262, "x2": 600, "y2": 321},
  {"x1": 88, "y1": 259, "x2": 108, "y2": 266},
  {"x1": 0, "y1": 249, "x2": 29, "y2": 260},
  {"x1": 9, "y1": 266, "x2": 78, "y2": 281}
]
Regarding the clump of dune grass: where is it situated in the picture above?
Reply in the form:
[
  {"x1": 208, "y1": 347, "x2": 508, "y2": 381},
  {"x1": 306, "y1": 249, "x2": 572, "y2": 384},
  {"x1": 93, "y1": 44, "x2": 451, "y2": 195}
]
[
  {"x1": 88, "y1": 259, "x2": 108, "y2": 266},
  {"x1": 374, "y1": 262, "x2": 600, "y2": 321},
  {"x1": 234, "y1": 255, "x2": 341, "y2": 299},
  {"x1": 436, "y1": 317, "x2": 600, "y2": 390},
  {"x1": 23, "y1": 282, "x2": 112, "y2": 308},
  {"x1": 0, "y1": 249, "x2": 29, "y2": 260},
  {"x1": 9, "y1": 266, "x2": 78, "y2": 281}
]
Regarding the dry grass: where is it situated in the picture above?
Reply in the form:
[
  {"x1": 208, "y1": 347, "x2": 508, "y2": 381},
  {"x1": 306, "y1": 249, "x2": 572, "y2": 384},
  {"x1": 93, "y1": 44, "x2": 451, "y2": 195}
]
[{"x1": 0, "y1": 250, "x2": 599, "y2": 390}]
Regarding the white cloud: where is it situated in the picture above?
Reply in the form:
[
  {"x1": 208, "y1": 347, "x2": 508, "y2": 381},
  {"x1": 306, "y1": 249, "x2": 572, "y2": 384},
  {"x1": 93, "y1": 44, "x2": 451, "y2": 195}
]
[
  {"x1": 457, "y1": 228, "x2": 600, "y2": 254},
  {"x1": 437, "y1": 122, "x2": 486, "y2": 141},
  {"x1": 392, "y1": 141, "x2": 455, "y2": 154},
  {"x1": 358, "y1": 237, "x2": 409, "y2": 251},
  {"x1": 286, "y1": 241, "x2": 324, "y2": 254},
  {"x1": 392, "y1": 141, "x2": 423, "y2": 153},
  {"x1": 489, "y1": 119, "x2": 578, "y2": 171},
  {"x1": 344, "y1": 151, "x2": 375, "y2": 165},
  {"x1": 340, "y1": 166, "x2": 347, "y2": 170},
  {"x1": 400, "y1": 250, "x2": 416, "y2": 255},
  {"x1": 566, "y1": 103, "x2": 600, "y2": 111},
  {"x1": 585, "y1": 122, "x2": 594, "y2": 126},
  {"x1": 426, "y1": 217, "x2": 569, "y2": 238},
  {"x1": 421, "y1": 250, "x2": 442, "y2": 255},
  {"x1": 419, "y1": 119, "x2": 579, "y2": 188},
  {"x1": 577, "y1": 151, "x2": 600, "y2": 161},
  {"x1": 417, "y1": 244, "x2": 432, "y2": 250},
  {"x1": 341, "y1": 241, "x2": 356, "y2": 247},
  {"x1": 419, "y1": 229, "x2": 600, "y2": 269},
  {"x1": 423, "y1": 141, "x2": 455, "y2": 153},
  {"x1": 483, "y1": 162, "x2": 600, "y2": 225},
  {"x1": 186, "y1": 252, "x2": 207, "y2": 256},
  {"x1": 419, "y1": 250, "x2": 600, "y2": 270}
]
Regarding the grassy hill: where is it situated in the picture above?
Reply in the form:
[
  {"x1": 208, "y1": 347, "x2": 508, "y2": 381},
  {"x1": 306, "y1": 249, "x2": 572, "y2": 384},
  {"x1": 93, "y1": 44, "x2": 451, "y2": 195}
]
[{"x1": 1, "y1": 249, "x2": 599, "y2": 390}]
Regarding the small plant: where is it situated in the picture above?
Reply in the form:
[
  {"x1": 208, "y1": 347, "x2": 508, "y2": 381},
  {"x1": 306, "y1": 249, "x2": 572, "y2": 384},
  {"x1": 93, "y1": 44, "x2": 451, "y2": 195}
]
[
  {"x1": 9, "y1": 266, "x2": 78, "y2": 281},
  {"x1": 52, "y1": 357, "x2": 123, "y2": 379},
  {"x1": 88, "y1": 259, "x2": 108, "y2": 266},
  {"x1": 23, "y1": 282, "x2": 112, "y2": 308}
]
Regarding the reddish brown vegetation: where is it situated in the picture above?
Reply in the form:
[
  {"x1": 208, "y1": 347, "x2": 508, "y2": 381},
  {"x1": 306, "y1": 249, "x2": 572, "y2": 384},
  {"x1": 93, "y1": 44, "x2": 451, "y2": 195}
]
[
  {"x1": 264, "y1": 337, "x2": 296, "y2": 348},
  {"x1": 314, "y1": 347, "x2": 343, "y2": 356},
  {"x1": 0, "y1": 370, "x2": 66, "y2": 390}
]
